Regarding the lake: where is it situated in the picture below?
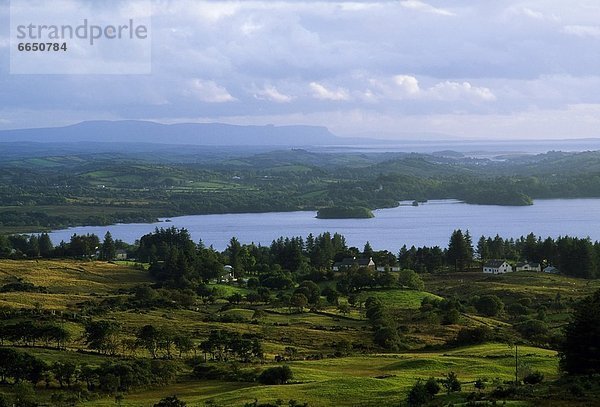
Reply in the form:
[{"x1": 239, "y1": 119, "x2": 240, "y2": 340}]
[{"x1": 46, "y1": 199, "x2": 600, "y2": 251}]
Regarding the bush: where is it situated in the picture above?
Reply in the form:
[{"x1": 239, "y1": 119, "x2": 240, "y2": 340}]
[
  {"x1": 425, "y1": 377, "x2": 440, "y2": 396},
  {"x1": 442, "y1": 309, "x2": 460, "y2": 325},
  {"x1": 258, "y1": 366, "x2": 293, "y2": 385},
  {"x1": 406, "y1": 380, "x2": 429, "y2": 406},
  {"x1": 491, "y1": 385, "x2": 517, "y2": 398},
  {"x1": 569, "y1": 383, "x2": 585, "y2": 397},
  {"x1": 515, "y1": 319, "x2": 548, "y2": 340},
  {"x1": 523, "y1": 371, "x2": 544, "y2": 385},
  {"x1": 474, "y1": 295, "x2": 504, "y2": 316},
  {"x1": 374, "y1": 326, "x2": 401, "y2": 350},
  {"x1": 454, "y1": 326, "x2": 491, "y2": 346},
  {"x1": 442, "y1": 371, "x2": 461, "y2": 394},
  {"x1": 193, "y1": 364, "x2": 229, "y2": 380},
  {"x1": 398, "y1": 269, "x2": 425, "y2": 290},
  {"x1": 507, "y1": 303, "x2": 529, "y2": 317},
  {"x1": 154, "y1": 395, "x2": 187, "y2": 407}
]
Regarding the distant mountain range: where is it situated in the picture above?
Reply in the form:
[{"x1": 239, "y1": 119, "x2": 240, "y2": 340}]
[{"x1": 0, "y1": 120, "x2": 365, "y2": 146}]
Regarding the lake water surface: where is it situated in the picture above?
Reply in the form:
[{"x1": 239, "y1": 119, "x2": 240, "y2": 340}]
[{"x1": 47, "y1": 199, "x2": 600, "y2": 251}]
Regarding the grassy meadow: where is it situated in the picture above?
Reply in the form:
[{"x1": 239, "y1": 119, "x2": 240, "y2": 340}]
[{"x1": 0, "y1": 259, "x2": 595, "y2": 406}]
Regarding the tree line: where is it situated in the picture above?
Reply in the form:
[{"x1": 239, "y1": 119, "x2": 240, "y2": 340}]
[{"x1": 3, "y1": 227, "x2": 600, "y2": 283}]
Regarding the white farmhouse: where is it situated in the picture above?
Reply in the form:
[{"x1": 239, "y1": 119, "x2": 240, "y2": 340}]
[
  {"x1": 483, "y1": 260, "x2": 513, "y2": 274},
  {"x1": 516, "y1": 262, "x2": 541, "y2": 272}
]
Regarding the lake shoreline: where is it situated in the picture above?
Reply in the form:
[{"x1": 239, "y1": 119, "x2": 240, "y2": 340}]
[{"x1": 45, "y1": 198, "x2": 600, "y2": 252}]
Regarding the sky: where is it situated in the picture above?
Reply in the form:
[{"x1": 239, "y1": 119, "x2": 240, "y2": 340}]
[{"x1": 1, "y1": 0, "x2": 600, "y2": 140}]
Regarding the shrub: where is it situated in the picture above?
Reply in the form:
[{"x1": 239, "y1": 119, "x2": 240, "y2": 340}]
[
  {"x1": 193, "y1": 364, "x2": 229, "y2": 380},
  {"x1": 398, "y1": 269, "x2": 425, "y2": 290},
  {"x1": 406, "y1": 380, "x2": 429, "y2": 407},
  {"x1": 442, "y1": 371, "x2": 461, "y2": 394},
  {"x1": 523, "y1": 371, "x2": 544, "y2": 385},
  {"x1": 515, "y1": 319, "x2": 548, "y2": 340},
  {"x1": 442, "y1": 309, "x2": 460, "y2": 325},
  {"x1": 374, "y1": 326, "x2": 401, "y2": 350},
  {"x1": 425, "y1": 377, "x2": 440, "y2": 396},
  {"x1": 474, "y1": 295, "x2": 504, "y2": 317},
  {"x1": 454, "y1": 326, "x2": 491, "y2": 346},
  {"x1": 154, "y1": 395, "x2": 187, "y2": 407},
  {"x1": 258, "y1": 366, "x2": 293, "y2": 385},
  {"x1": 569, "y1": 383, "x2": 585, "y2": 397},
  {"x1": 507, "y1": 303, "x2": 529, "y2": 317},
  {"x1": 491, "y1": 385, "x2": 517, "y2": 398}
]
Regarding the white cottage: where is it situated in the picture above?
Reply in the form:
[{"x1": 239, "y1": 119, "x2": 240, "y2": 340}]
[
  {"x1": 516, "y1": 262, "x2": 541, "y2": 272},
  {"x1": 483, "y1": 260, "x2": 512, "y2": 274}
]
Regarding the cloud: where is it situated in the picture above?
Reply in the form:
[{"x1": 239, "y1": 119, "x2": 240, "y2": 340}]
[
  {"x1": 428, "y1": 81, "x2": 496, "y2": 102},
  {"x1": 368, "y1": 75, "x2": 495, "y2": 103},
  {"x1": 562, "y1": 25, "x2": 600, "y2": 39},
  {"x1": 521, "y1": 7, "x2": 545, "y2": 20},
  {"x1": 505, "y1": 6, "x2": 559, "y2": 22},
  {"x1": 392, "y1": 75, "x2": 421, "y2": 97},
  {"x1": 186, "y1": 79, "x2": 237, "y2": 103},
  {"x1": 399, "y1": 0, "x2": 455, "y2": 16},
  {"x1": 169, "y1": 2, "x2": 242, "y2": 23},
  {"x1": 254, "y1": 85, "x2": 294, "y2": 103},
  {"x1": 2, "y1": 0, "x2": 600, "y2": 140},
  {"x1": 309, "y1": 82, "x2": 350, "y2": 101}
]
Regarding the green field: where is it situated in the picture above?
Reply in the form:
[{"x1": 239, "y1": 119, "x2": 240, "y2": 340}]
[
  {"x1": 38, "y1": 343, "x2": 552, "y2": 407},
  {"x1": 0, "y1": 260, "x2": 596, "y2": 406},
  {"x1": 362, "y1": 288, "x2": 443, "y2": 309}
]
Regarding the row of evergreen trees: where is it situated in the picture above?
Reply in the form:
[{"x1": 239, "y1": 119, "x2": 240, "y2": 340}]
[
  {"x1": 3, "y1": 227, "x2": 600, "y2": 280},
  {"x1": 0, "y1": 231, "x2": 121, "y2": 260},
  {"x1": 400, "y1": 230, "x2": 600, "y2": 278}
]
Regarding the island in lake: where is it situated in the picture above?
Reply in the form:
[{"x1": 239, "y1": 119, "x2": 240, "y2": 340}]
[{"x1": 316, "y1": 206, "x2": 375, "y2": 219}]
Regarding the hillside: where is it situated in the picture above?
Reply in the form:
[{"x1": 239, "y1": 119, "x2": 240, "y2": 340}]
[
  {"x1": 0, "y1": 121, "x2": 347, "y2": 146},
  {"x1": 4, "y1": 148, "x2": 600, "y2": 233},
  {"x1": 0, "y1": 252, "x2": 598, "y2": 406}
]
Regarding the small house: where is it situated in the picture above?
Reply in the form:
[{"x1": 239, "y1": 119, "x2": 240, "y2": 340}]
[
  {"x1": 333, "y1": 257, "x2": 375, "y2": 271},
  {"x1": 516, "y1": 262, "x2": 541, "y2": 272},
  {"x1": 220, "y1": 265, "x2": 236, "y2": 282},
  {"x1": 115, "y1": 250, "x2": 128, "y2": 261},
  {"x1": 376, "y1": 265, "x2": 401, "y2": 272},
  {"x1": 483, "y1": 260, "x2": 512, "y2": 274}
]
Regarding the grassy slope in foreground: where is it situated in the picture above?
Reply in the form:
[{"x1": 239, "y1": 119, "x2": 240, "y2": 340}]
[{"x1": 82, "y1": 343, "x2": 557, "y2": 407}]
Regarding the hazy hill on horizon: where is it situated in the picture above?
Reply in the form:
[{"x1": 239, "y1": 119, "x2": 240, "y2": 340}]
[{"x1": 0, "y1": 120, "x2": 362, "y2": 146}]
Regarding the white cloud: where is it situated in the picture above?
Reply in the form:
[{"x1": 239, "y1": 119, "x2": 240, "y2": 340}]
[
  {"x1": 393, "y1": 75, "x2": 421, "y2": 97},
  {"x1": 309, "y1": 82, "x2": 350, "y2": 101},
  {"x1": 240, "y1": 20, "x2": 264, "y2": 36},
  {"x1": 166, "y1": 1, "x2": 242, "y2": 23},
  {"x1": 3, "y1": 1, "x2": 600, "y2": 140},
  {"x1": 521, "y1": 7, "x2": 545, "y2": 20},
  {"x1": 254, "y1": 86, "x2": 294, "y2": 103},
  {"x1": 505, "y1": 6, "x2": 559, "y2": 22},
  {"x1": 428, "y1": 81, "x2": 496, "y2": 102},
  {"x1": 562, "y1": 25, "x2": 600, "y2": 38},
  {"x1": 187, "y1": 79, "x2": 237, "y2": 103},
  {"x1": 368, "y1": 75, "x2": 495, "y2": 103},
  {"x1": 399, "y1": 0, "x2": 455, "y2": 16}
]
